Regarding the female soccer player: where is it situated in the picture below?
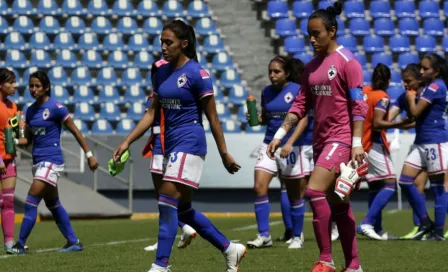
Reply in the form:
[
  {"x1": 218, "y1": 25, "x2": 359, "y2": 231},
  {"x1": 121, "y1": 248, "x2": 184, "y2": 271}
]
[
  {"x1": 268, "y1": 1, "x2": 367, "y2": 271},
  {"x1": 113, "y1": 20, "x2": 246, "y2": 272},
  {"x1": 0, "y1": 68, "x2": 19, "y2": 251},
  {"x1": 247, "y1": 56, "x2": 311, "y2": 249},
  {"x1": 356, "y1": 64, "x2": 412, "y2": 240},
  {"x1": 396, "y1": 54, "x2": 448, "y2": 241},
  {"x1": 7, "y1": 71, "x2": 99, "y2": 254}
]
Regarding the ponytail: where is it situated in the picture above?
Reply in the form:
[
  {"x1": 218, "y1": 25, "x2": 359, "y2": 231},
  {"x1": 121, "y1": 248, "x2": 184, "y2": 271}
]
[
  {"x1": 371, "y1": 63, "x2": 391, "y2": 90},
  {"x1": 270, "y1": 56, "x2": 305, "y2": 84}
]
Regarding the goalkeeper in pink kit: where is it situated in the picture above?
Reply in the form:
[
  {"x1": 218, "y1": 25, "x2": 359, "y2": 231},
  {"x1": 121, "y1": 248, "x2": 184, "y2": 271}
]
[{"x1": 267, "y1": 1, "x2": 368, "y2": 271}]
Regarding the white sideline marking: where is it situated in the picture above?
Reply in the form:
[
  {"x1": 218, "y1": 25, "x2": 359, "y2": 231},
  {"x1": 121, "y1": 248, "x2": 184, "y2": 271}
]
[
  {"x1": 386, "y1": 209, "x2": 399, "y2": 214},
  {"x1": 231, "y1": 218, "x2": 312, "y2": 232}
]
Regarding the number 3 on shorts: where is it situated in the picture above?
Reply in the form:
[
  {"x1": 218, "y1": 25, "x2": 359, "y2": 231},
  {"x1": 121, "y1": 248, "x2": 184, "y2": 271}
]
[
  {"x1": 326, "y1": 143, "x2": 339, "y2": 160},
  {"x1": 425, "y1": 148, "x2": 437, "y2": 161}
]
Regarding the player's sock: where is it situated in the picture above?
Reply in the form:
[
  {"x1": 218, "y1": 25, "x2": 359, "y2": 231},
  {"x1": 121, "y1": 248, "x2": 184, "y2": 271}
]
[
  {"x1": 280, "y1": 187, "x2": 293, "y2": 233},
  {"x1": 399, "y1": 175, "x2": 430, "y2": 224},
  {"x1": 361, "y1": 183, "x2": 396, "y2": 228},
  {"x1": 18, "y1": 195, "x2": 42, "y2": 245},
  {"x1": 1, "y1": 188, "x2": 15, "y2": 245},
  {"x1": 430, "y1": 180, "x2": 446, "y2": 232},
  {"x1": 178, "y1": 221, "x2": 185, "y2": 228},
  {"x1": 332, "y1": 202, "x2": 360, "y2": 270},
  {"x1": 306, "y1": 189, "x2": 332, "y2": 263},
  {"x1": 178, "y1": 202, "x2": 230, "y2": 252},
  {"x1": 290, "y1": 198, "x2": 305, "y2": 238},
  {"x1": 254, "y1": 195, "x2": 270, "y2": 237},
  {"x1": 413, "y1": 193, "x2": 424, "y2": 226},
  {"x1": 155, "y1": 194, "x2": 179, "y2": 268},
  {"x1": 45, "y1": 198, "x2": 78, "y2": 244}
]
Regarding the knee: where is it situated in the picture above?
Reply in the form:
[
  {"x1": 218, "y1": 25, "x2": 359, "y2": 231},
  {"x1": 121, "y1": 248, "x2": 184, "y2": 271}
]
[
  {"x1": 1, "y1": 190, "x2": 14, "y2": 210},
  {"x1": 253, "y1": 181, "x2": 268, "y2": 196},
  {"x1": 44, "y1": 198, "x2": 60, "y2": 209}
]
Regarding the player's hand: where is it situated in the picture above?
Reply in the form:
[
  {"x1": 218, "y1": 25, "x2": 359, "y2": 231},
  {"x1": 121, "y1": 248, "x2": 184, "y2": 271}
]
[
  {"x1": 0, "y1": 162, "x2": 6, "y2": 175},
  {"x1": 406, "y1": 91, "x2": 417, "y2": 102},
  {"x1": 351, "y1": 146, "x2": 365, "y2": 166},
  {"x1": 220, "y1": 152, "x2": 241, "y2": 174},
  {"x1": 280, "y1": 143, "x2": 292, "y2": 159},
  {"x1": 113, "y1": 141, "x2": 129, "y2": 163},
  {"x1": 267, "y1": 139, "x2": 281, "y2": 159},
  {"x1": 88, "y1": 156, "x2": 99, "y2": 171}
]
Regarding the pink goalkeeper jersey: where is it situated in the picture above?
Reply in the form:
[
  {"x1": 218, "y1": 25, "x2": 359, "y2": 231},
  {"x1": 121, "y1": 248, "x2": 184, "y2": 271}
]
[{"x1": 288, "y1": 46, "x2": 367, "y2": 150}]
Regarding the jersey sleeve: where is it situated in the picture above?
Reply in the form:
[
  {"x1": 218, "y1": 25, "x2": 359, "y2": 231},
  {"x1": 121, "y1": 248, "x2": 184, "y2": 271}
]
[
  {"x1": 344, "y1": 59, "x2": 368, "y2": 121},
  {"x1": 288, "y1": 70, "x2": 311, "y2": 119},
  {"x1": 375, "y1": 98, "x2": 390, "y2": 112},
  {"x1": 391, "y1": 93, "x2": 405, "y2": 110},
  {"x1": 194, "y1": 69, "x2": 214, "y2": 99},
  {"x1": 421, "y1": 82, "x2": 442, "y2": 104},
  {"x1": 55, "y1": 103, "x2": 70, "y2": 123}
]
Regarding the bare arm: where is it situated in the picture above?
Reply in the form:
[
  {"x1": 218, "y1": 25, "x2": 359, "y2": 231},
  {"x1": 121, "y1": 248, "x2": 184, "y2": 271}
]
[
  {"x1": 284, "y1": 114, "x2": 308, "y2": 145},
  {"x1": 17, "y1": 126, "x2": 32, "y2": 146},
  {"x1": 373, "y1": 109, "x2": 408, "y2": 130},
  {"x1": 202, "y1": 95, "x2": 227, "y2": 155},
  {"x1": 123, "y1": 95, "x2": 159, "y2": 145},
  {"x1": 280, "y1": 113, "x2": 300, "y2": 133},
  {"x1": 407, "y1": 96, "x2": 430, "y2": 118},
  {"x1": 64, "y1": 117, "x2": 93, "y2": 153},
  {"x1": 387, "y1": 106, "x2": 401, "y2": 121}
]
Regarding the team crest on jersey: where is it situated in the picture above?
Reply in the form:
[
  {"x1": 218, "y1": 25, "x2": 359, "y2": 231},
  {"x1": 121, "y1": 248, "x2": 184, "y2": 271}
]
[
  {"x1": 284, "y1": 92, "x2": 294, "y2": 103},
  {"x1": 327, "y1": 65, "x2": 337, "y2": 80},
  {"x1": 42, "y1": 108, "x2": 50, "y2": 120},
  {"x1": 177, "y1": 73, "x2": 187, "y2": 88},
  {"x1": 381, "y1": 98, "x2": 389, "y2": 108}
]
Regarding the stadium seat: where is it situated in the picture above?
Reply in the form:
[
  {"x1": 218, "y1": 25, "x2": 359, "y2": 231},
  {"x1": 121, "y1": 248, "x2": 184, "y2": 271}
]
[
  {"x1": 29, "y1": 32, "x2": 51, "y2": 50},
  {"x1": 0, "y1": 0, "x2": 8, "y2": 16},
  {"x1": 53, "y1": 32, "x2": 75, "y2": 51},
  {"x1": 74, "y1": 102, "x2": 95, "y2": 121},
  {"x1": 30, "y1": 50, "x2": 52, "y2": 68},
  {"x1": 443, "y1": 37, "x2": 448, "y2": 52},
  {"x1": 336, "y1": 18, "x2": 346, "y2": 36},
  {"x1": 112, "y1": 0, "x2": 134, "y2": 17},
  {"x1": 213, "y1": 84, "x2": 225, "y2": 103},
  {"x1": 118, "y1": 17, "x2": 138, "y2": 36},
  {"x1": 91, "y1": 119, "x2": 113, "y2": 134},
  {"x1": 284, "y1": 36, "x2": 306, "y2": 54},
  {"x1": 354, "y1": 52, "x2": 367, "y2": 68},
  {"x1": 151, "y1": 35, "x2": 161, "y2": 52},
  {"x1": 398, "y1": 18, "x2": 419, "y2": 36},
  {"x1": 246, "y1": 125, "x2": 266, "y2": 134},
  {"x1": 73, "y1": 85, "x2": 95, "y2": 103},
  {"x1": 370, "y1": 0, "x2": 391, "y2": 18},
  {"x1": 187, "y1": 0, "x2": 211, "y2": 18},
  {"x1": 116, "y1": 119, "x2": 135, "y2": 134},
  {"x1": 418, "y1": 1, "x2": 440, "y2": 19},
  {"x1": 13, "y1": 16, "x2": 34, "y2": 34},
  {"x1": 390, "y1": 70, "x2": 402, "y2": 87},
  {"x1": 48, "y1": 67, "x2": 69, "y2": 86},
  {"x1": 387, "y1": 86, "x2": 405, "y2": 102},
  {"x1": 65, "y1": 16, "x2": 86, "y2": 34},
  {"x1": 128, "y1": 34, "x2": 150, "y2": 52},
  {"x1": 202, "y1": 35, "x2": 225, "y2": 53},
  {"x1": 142, "y1": 17, "x2": 163, "y2": 36},
  {"x1": 78, "y1": 33, "x2": 100, "y2": 51},
  {"x1": 11, "y1": 0, "x2": 34, "y2": 15},
  {"x1": 100, "y1": 102, "x2": 121, "y2": 121},
  {"x1": 8, "y1": 68, "x2": 22, "y2": 87},
  {"x1": 398, "y1": 52, "x2": 420, "y2": 69},
  {"x1": 318, "y1": 1, "x2": 332, "y2": 9},
  {"x1": 373, "y1": 18, "x2": 395, "y2": 36},
  {"x1": 349, "y1": 18, "x2": 370, "y2": 36},
  {"x1": 3, "y1": 32, "x2": 27, "y2": 51},
  {"x1": 444, "y1": 1, "x2": 448, "y2": 17},
  {"x1": 125, "y1": 85, "x2": 145, "y2": 103},
  {"x1": 423, "y1": 18, "x2": 444, "y2": 37},
  {"x1": 126, "y1": 102, "x2": 145, "y2": 120},
  {"x1": 37, "y1": 0, "x2": 60, "y2": 16},
  {"x1": 91, "y1": 16, "x2": 112, "y2": 35},
  {"x1": 371, "y1": 52, "x2": 393, "y2": 69},
  {"x1": 197, "y1": 52, "x2": 208, "y2": 68},
  {"x1": 81, "y1": 50, "x2": 103, "y2": 68},
  {"x1": 337, "y1": 35, "x2": 357, "y2": 52},
  {"x1": 61, "y1": 0, "x2": 85, "y2": 16},
  {"x1": 211, "y1": 52, "x2": 234, "y2": 71},
  {"x1": 162, "y1": 0, "x2": 184, "y2": 18},
  {"x1": 275, "y1": 19, "x2": 297, "y2": 37},
  {"x1": 39, "y1": 16, "x2": 61, "y2": 34},
  {"x1": 195, "y1": 18, "x2": 219, "y2": 36},
  {"x1": 122, "y1": 68, "x2": 143, "y2": 86},
  {"x1": 222, "y1": 120, "x2": 241, "y2": 133},
  {"x1": 228, "y1": 85, "x2": 248, "y2": 105},
  {"x1": 236, "y1": 105, "x2": 246, "y2": 122},
  {"x1": 216, "y1": 102, "x2": 231, "y2": 121},
  {"x1": 344, "y1": 0, "x2": 365, "y2": 18},
  {"x1": 22, "y1": 67, "x2": 39, "y2": 86},
  {"x1": 389, "y1": 35, "x2": 411, "y2": 53},
  {"x1": 21, "y1": 88, "x2": 34, "y2": 104},
  {"x1": 292, "y1": 0, "x2": 313, "y2": 19},
  {"x1": 0, "y1": 17, "x2": 8, "y2": 34},
  {"x1": 53, "y1": 85, "x2": 71, "y2": 104},
  {"x1": 72, "y1": 120, "x2": 89, "y2": 135},
  {"x1": 5, "y1": 50, "x2": 27, "y2": 68},
  {"x1": 220, "y1": 69, "x2": 241, "y2": 88},
  {"x1": 266, "y1": 1, "x2": 289, "y2": 19},
  {"x1": 97, "y1": 67, "x2": 118, "y2": 86},
  {"x1": 102, "y1": 33, "x2": 125, "y2": 51},
  {"x1": 71, "y1": 67, "x2": 92, "y2": 86},
  {"x1": 299, "y1": 19, "x2": 308, "y2": 36},
  {"x1": 55, "y1": 49, "x2": 77, "y2": 68},
  {"x1": 98, "y1": 85, "x2": 120, "y2": 103},
  {"x1": 87, "y1": 0, "x2": 110, "y2": 16},
  {"x1": 363, "y1": 70, "x2": 372, "y2": 85},
  {"x1": 136, "y1": 0, "x2": 159, "y2": 17},
  {"x1": 133, "y1": 51, "x2": 154, "y2": 70},
  {"x1": 293, "y1": 52, "x2": 314, "y2": 64},
  {"x1": 363, "y1": 35, "x2": 385, "y2": 53},
  {"x1": 395, "y1": 1, "x2": 416, "y2": 18},
  {"x1": 107, "y1": 50, "x2": 129, "y2": 69},
  {"x1": 415, "y1": 36, "x2": 437, "y2": 53}
]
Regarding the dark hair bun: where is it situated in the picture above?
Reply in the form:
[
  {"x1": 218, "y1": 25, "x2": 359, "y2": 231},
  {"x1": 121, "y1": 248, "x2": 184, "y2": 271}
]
[{"x1": 327, "y1": 1, "x2": 343, "y2": 16}]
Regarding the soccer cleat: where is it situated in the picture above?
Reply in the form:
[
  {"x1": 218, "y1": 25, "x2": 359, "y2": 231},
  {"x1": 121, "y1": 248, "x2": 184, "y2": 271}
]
[
  {"x1": 177, "y1": 224, "x2": 197, "y2": 249},
  {"x1": 356, "y1": 224, "x2": 385, "y2": 240},
  {"x1": 276, "y1": 229, "x2": 293, "y2": 242},
  {"x1": 400, "y1": 226, "x2": 419, "y2": 239},
  {"x1": 288, "y1": 236, "x2": 303, "y2": 249},
  {"x1": 224, "y1": 242, "x2": 247, "y2": 272},
  {"x1": 247, "y1": 234, "x2": 272, "y2": 248},
  {"x1": 6, "y1": 242, "x2": 26, "y2": 255},
  {"x1": 286, "y1": 232, "x2": 304, "y2": 244},
  {"x1": 422, "y1": 231, "x2": 445, "y2": 241},
  {"x1": 341, "y1": 266, "x2": 363, "y2": 272},
  {"x1": 311, "y1": 261, "x2": 336, "y2": 272},
  {"x1": 410, "y1": 222, "x2": 433, "y2": 240},
  {"x1": 444, "y1": 230, "x2": 448, "y2": 239},
  {"x1": 331, "y1": 222, "x2": 339, "y2": 241},
  {"x1": 58, "y1": 240, "x2": 84, "y2": 252},
  {"x1": 148, "y1": 263, "x2": 171, "y2": 272},
  {"x1": 144, "y1": 242, "x2": 158, "y2": 252},
  {"x1": 377, "y1": 231, "x2": 399, "y2": 240}
]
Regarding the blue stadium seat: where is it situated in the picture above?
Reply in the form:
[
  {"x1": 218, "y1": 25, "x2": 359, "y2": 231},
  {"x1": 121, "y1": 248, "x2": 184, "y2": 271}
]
[
  {"x1": 29, "y1": 32, "x2": 51, "y2": 50},
  {"x1": 211, "y1": 52, "x2": 234, "y2": 71},
  {"x1": 195, "y1": 18, "x2": 218, "y2": 36},
  {"x1": 443, "y1": 37, "x2": 448, "y2": 52},
  {"x1": 237, "y1": 105, "x2": 247, "y2": 122},
  {"x1": 202, "y1": 35, "x2": 225, "y2": 53},
  {"x1": 363, "y1": 35, "x2": 385, "y2": 53},
  {"x1": 387, "y1": 86, "x2": 405, "y2": 101},
  {"x1": 55, "y1": 49, "x2": 77, "y2": 68},
  {"x1": 354, "y1": 52, "x2": 367, "y2": 68},
  {"x1": 398, "y1": 52, "x2": 420, "y2": 69},
  {"x1": 0, "y1": 17, "x2": 8, "y2": 34},
  {"x1": 102, "y1": 33, "x2": 125, "y2": 51},
  {"x1": 100, "y1": 102, "x2": 121, "y2": 121},
  {"x1": 37, "y1": 0, "x2": 60, "y2": 16},
  {"x1": 337, "y1": 35, "x2": 357, "y2": 52},
  {"x1": 78, "y1": 33, "x2": 100, "y2": 51},
  {"x1": 246, "y1": 125, "x2": 266, "y2": 134},
  {"x1": 98, "y1": 85, "x2": 120, "y2": 103},
  {"x1": 266, "y1": 1, "x2": 289, "y2": 19},
  {"x1": 22, "y1": 88, "x2": 34, "y2": 104},
  {"x1": 22, "y1": 67, "x2": 39, "y2": 86},
  {"x1": 390, "y1": 70, "x2": 402, "y2": 87},
  {"x1": 5, "y1": 50, "x2": 27, "y2": 68},
  {"x1": 0, "y1": 0, "x2": 8, "y2": 15},
  {"x1": 8, "y1": 68, "x2": 21, "y2": 87},
  {"x1": 349, "y1": 18, "x2": 370, "y2": 36},
  {"x1": 370, "y1": 1, "x2": 391, "y2": 18},
  {"x1": 108, "y1": 50, "x2": 129, "y2": 69},
  {"x1": 444, "y1": 1, "x2": 448, "y2": 17},
  {"x1": 423, "y1": 18, "x2": 444, "y2": 37},
  {"x1": 222, "y1": 120, "x2": 241, "y2": 133},
  {"x1": 371, "y1": 52, "x2": 393, "y2": 69},
  {"x1": 415, "y1": 35, "x2": 437, "y2": 53},
  {"x1": 220, "y1": 69, "x2": 241, "y2": 88},
  {"x1": 81, "y1": 50, "x2": 103, "y2": 68},
  {"x1": 53, "y1": 85, "x2": 71, "y2": 104},
  {"x1": 73, "y1": 85, "x2": 95, "y2": 103},
  {"x1": 142, "y1": 17, "x2": 163, "y2": 36},
  {"x1": 116, "y1": 119, "x2": 135, "y2": 134},
  {"x1": 61, "y1": 0, "x2": 85, "y2": 16},
  {"x1": 72, "y1": 120, "x2": 89, "y2": 135},
  {"x1": 419, "y1": 1, "x2": 439, "y2": 19},
  {"x1": 398, "y1": 18, "x2": 419, "y2": 36},
  {"x1": 363, "y1": 70, "x2": 372, "y2": 85},
  {"x1": 336, "y1": 18, "x2": 346, "y2": 36},
  {"x1": 213, "y1": 84, "x2": 225, "y2": 103},
  {"x1": 13, "y1": 16, "x2": 34, "y2": 34},
  {"x1": 39, "y1": 16, "x2": 61, "y2": 34},
  {"x1": 374, "y1": 18, "x2": 395, "y2": 36},
  {"x1": 112, "y1": 0, "x2": 134, "y2": 17},
  {"x1": 71, "y1": 67, "x2": 92, "y2": 86},
  {"x1": 128, "y1": 34, "x2": 150, "y2": 52},
  {"x1": 97, "y1": 67, "x2": 118, "y2": 86},
  {"x1": 3, "y1": 32, "x2": 27, "y2": 51},
  {"x1": 134, "y1": 51, "x2": 154, "y2": 70},
  {"x1": 30, "y1": 50, "x2": 52, "y2": 68},
  {"x1": 228, "y1": 85, "x2": 248, "y2": 104},
  {"x1": 91, "y1": 16, "x2": 112, "y2": 35},
  {"x1": 318, "y1": 1, "x2": 332, "y2": 9},
  {"x1": 162, "y1": 0, "x2": 184, "y2": 18},
  {"x1": 293, "y1": 53, "x2": 313, "y2": 64},
  {"x1": 275, "y1": 19, "x2": 297, "y2": 37},
  {"x1": 48, "y1": 67, "x2": 69, "y2": 86},
  {"x1": 65, "y1": 16, "x2": 86, "y2": 34},
  {"x1": 126, "y1": 102, "x2": 145, "y2": 120},
  {"x1": 151, "y1": 35, "x2": 161, "y2": 52},
  {"x1": 389, "y1": 35, "x2": 411, "y2": 53},
  {"x1": 284, "y1": 36, "x2": 306, "y2": 53},
  {"x1": 344, "y1": 0, "x2": 365, "y2": 18},
  {"x1": 292, "y1": 0, "x2": 313, "y2": 19},
  {"x1": 215, "y1": 102, "x2": 231, "y2": 121},
  {"x1": 87, "y1": 0, "x2": 110, "y2": 16},
  {"x1": 11, "y1": 0, "x2": 34, "y2": 15},
  {"x1": 118, "y1": 17, "x2": 138, "y2": 36},
  {"x1": 299, "y1": 19, "x2": 308, "y2": 36},
  {"x1": 187, "y1": 0, "x2": 211, "y2": 18},
  {"x1": 91, "y1": 119, "x2": 113, "y2": 134},
  {"x1": 125, "y1": 85, "x2": 145, "y2": 103},
  {"x1": 53, "y1": 32, "x2": 75, "y2": 51},
  {"x1": 136, "y1": 0, "x2": 159, "y2": 17},
  {"x1": 395, "y1": 1, "x2": 416, "y2": 18},
  {"x1": 197, "y1": 52, "x2": 208, "y2": 68},
  {"x1": 122, "y1": 68, "x2": 143, "y2": 86}
]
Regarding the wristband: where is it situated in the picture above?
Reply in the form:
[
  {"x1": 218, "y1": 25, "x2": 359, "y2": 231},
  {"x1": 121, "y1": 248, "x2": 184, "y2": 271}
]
[
  {"x1": 274, "y1": 127, "x2": 287, "y2": 140},
  {"x1": 352, "y1": 137, "x2": 362, "y2": 148},
  {"x1": 85, "y1": 151, "x2": 93, "y2": 159},
  {"x1": 153, "y1": 126, "x2": 161, "y2": 134}
]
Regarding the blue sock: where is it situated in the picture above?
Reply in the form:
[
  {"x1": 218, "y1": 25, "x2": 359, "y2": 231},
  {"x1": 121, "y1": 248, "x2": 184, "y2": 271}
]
[
  {"x1": 430, "y1": 180, "x2": 446, "y2": 232},
  {"x1": 413, "y1": 193, "x2": 424, "y2": 226},
  {"x1": 255, "y1": 195, "x2": 270, "y2": 237},
  {"x1": 45, "y1": 198, "x2": 78, "y2": 244},
  {"x1": 290, "y1": 198, "x2": 305, "y2": 237},
  {"x1": 368, "y1": 186, "x2": 381, "y2": 232},
  {"x1": 362, "y1": 183, "x2": 396, "y2": 228},
  {"x1": 178, "y1": 203, "x2": 230, "y2": 252},
  {"x1": 155, "y1": 194, "x2": 179, "y2": 268},
  {"x1": 399, "y1": 175, "x2": 430, "y2": 224},
  {"x1": 18, "y1": 195, "x2": 42, "y2": 245},
  {"x1": 178, "y1": 221, "x2": 185, "y2": 228},
  {"x1": 280, "y1": 187, "x2": 292, "y2": 232}
]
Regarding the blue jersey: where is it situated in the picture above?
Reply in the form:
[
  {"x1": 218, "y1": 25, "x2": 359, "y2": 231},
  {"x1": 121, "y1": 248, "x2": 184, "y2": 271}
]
[
  {"x1": 145, "y1": 96, "x2": 162, "y2": 155},
  {"x1": 153, "y1": 60, "x2": 213, "y2": 155},
  {"x1": 26, "y1": 98, "x2": 69, "y2": 165}
]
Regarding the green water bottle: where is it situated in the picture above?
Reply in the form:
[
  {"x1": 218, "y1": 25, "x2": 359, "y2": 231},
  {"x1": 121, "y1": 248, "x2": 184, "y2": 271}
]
[
  {"x1": 246, "y1": 95, "x2": 259, "y2": 127},
  {"x1": 4, "y1": 125, "x2": 15, "y2": 155}
]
